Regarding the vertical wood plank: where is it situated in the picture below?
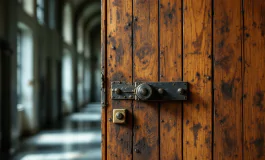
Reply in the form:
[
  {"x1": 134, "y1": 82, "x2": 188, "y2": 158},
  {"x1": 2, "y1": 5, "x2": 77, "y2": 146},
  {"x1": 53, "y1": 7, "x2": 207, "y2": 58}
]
[
  {"x1": 159, "y1": 0, "x2": 182, "y2": 159},
  {"x1": 133, "y1": 0, "x2": 159, "y2": 159},
  {"x1": 106, "y1": 0, "x2": 133, "y2": 159},
  {"x1": 101, "y1": 0, "x2": 107, "y2": 159},
  {"x1": 213, "y1": 0, "x2": 243, "y2": 159},
  {"x1": 183, "y1": 0, "x2": 212, "y2": 159},
  {"x1": 243, "y1": 0, "x2": 265, "y2": 159}
]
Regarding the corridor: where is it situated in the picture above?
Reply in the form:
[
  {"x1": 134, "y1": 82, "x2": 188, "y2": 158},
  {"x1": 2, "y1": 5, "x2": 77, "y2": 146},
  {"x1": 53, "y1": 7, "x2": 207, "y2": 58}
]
[
  {"x1": 1, "y1": 0, "x2": 102, "y2": 159},
  {"x1": 13, "y1": 103, "x2": 101, "y2": 160}
]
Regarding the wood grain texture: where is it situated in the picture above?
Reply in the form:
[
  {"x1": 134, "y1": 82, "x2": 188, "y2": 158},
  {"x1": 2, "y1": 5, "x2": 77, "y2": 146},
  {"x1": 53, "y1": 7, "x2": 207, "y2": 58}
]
[
  {"x1": 159, "y1": 0, "x2": 182, "y2": 159},
  {"x1": 132, "y1": 0, "x2": 159, "y2": 159},
  {"x1": 243, "y1": 0, "x2": 265, "y2": 159},
  {"x1": 101, "y1": 0, "x2": 106, "y2": 159},
  {"x1": 213, "y1": 0, "x2": 243, "y2": 159},
  {"x1": 106, "y1": 0, "x2": 133, "y2": 159},
  {"x1": 183, "y1": 0, "x2": 212, "y2": 159}
]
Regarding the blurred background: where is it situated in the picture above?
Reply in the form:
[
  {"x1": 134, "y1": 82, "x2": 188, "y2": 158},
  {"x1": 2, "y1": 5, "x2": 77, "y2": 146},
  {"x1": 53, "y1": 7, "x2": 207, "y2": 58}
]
[{"x1": 0, "y1": 0, "x2": 101, "y2": 159}]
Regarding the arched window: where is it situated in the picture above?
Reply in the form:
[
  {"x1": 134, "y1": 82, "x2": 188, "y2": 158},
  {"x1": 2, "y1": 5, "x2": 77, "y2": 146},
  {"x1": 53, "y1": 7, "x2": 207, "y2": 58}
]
[
  {"x1": 77, "y1": 19, "x2": 84, "y2": 53},
  {"x1": 63, "y1": 3, "x2": 73, "y2": 44},
  {"x1": 62, "y1": 48, "x2": 73, "y2": 113},
  {"x1": 17, "y1": 22, "x2": 36, "y2": 130}
]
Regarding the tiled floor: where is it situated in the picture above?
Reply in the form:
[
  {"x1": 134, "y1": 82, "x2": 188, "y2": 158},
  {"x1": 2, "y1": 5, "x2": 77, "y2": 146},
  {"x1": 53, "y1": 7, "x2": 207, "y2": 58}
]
[{"x1": 12, "y1": 103, "x2": 101, "y2": 160}]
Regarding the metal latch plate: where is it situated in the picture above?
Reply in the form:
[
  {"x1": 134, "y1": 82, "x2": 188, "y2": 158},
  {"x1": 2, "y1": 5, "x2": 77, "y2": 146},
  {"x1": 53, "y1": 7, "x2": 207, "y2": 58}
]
[{"x1": 111, "y1": 81, "x2": 188, "y2": 101}]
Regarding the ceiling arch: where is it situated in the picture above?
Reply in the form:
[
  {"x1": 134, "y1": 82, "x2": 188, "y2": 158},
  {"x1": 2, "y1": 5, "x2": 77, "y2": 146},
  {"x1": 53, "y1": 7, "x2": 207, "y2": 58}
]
[
  {"x1": 85, "y1": 15, "x2": 101, "y2": 32},
  {"x1": 72, "y1": 0, "x2": 100, "y2": 22},
  {"x1": 71, "y1": 0, "x2": 100, "y2": 52}
]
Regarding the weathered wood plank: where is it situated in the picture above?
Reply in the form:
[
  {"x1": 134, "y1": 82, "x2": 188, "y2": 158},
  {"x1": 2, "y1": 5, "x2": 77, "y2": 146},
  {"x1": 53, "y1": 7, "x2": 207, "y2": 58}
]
[
  {"x1": 133, "y1": 0, "x2": 159, "y2": 159},
  {"x1": 159, "y1": 0, "x2": 182, "y2": 159},
  {"x1": 101, "y1": 0, "x2": 107, "y2": 159},
  {"x1": 106, "y1": 0, "x2": 133, "y2": 159},
  {"x1": 243, "y1": 0, "x2": 265, "y2": 159},
  {"x1": 183, "y1": 0, "x2": 212, "y2": 159},
  {"x1": 213, "y1": 0, "x2": 243, "y2": 159}
]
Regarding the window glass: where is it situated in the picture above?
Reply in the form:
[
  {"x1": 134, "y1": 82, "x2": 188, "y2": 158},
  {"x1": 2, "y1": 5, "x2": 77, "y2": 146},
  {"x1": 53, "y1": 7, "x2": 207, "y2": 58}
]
[
  {"x1": 63, "y1": 3, "x2": 73, "y2": 44},
  {"x1": 36, "y1": 0, "x2": 45, "y2": 24},
  {"x1": 21, "y1": 0, "x2": 34, "y2": 16}
]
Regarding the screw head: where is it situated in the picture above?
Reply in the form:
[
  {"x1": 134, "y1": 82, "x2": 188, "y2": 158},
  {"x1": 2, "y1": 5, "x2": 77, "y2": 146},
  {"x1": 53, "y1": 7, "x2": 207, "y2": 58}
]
[
  {"x1": 177, "y1": 88, "x2": 185, "y2": 95},
  {"x1": 158, "y1": 88, "x2": 164, "y2": 94},
  {"x1": 134, "y1": 148, "x2": 140, "y2": 153},
  {"x1": 116, "y1": 112, "x2": 124, "y2": 120},
  {"x1": 114, "y1": 88, "x2": 121, "y2": 94}
]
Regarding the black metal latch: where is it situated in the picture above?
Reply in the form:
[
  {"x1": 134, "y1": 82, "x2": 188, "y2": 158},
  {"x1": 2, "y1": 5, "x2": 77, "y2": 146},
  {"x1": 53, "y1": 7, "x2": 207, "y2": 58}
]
[{"x1": 111, "y1": 81, "x2": 188, "y2": 101}]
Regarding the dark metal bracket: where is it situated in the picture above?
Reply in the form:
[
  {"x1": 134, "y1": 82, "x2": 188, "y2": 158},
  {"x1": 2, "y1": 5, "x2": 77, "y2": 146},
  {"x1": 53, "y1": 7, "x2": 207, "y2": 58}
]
[{"x1": 111, "y1": 81, "x2": 189, "y2": 101}]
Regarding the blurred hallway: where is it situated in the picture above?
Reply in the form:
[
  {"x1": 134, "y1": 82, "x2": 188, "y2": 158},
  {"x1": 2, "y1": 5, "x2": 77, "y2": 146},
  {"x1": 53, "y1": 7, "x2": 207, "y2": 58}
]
[
  {"x1": 0, "y1": 0, "x2": 102, "y2": 159},
  {"x1": 13, "y1": 103, "x2": 101, "y2": 160}
]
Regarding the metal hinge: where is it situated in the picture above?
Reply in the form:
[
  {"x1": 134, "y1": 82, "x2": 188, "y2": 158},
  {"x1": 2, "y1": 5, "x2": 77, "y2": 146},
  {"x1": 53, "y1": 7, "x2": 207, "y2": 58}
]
[
  {"x1": 111, "y1": 81, "x2": 188, "y2": 101},
  {"x1": 101, "y1": 72, "x2": 107, "y2": 107}
]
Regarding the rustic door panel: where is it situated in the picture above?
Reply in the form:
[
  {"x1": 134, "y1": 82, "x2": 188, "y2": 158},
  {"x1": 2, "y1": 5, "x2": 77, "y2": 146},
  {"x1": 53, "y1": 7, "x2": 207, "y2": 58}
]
[
  {"x1": 183, "y1": 0, "x2": 213, "y2": 159},
  {"x1": 133, "y1": 0, "x2": 159, "y2": 159},
  {"x1": 101, "y1": 0, "x2": 265, "y2": 159},
  {"x1": 106, "y1": 0, "x2": 133, "y2": 159},
  {"x1": 159, "y1": 0, "x2": 183, "y2": 159},
  {"x1": 243, "y1": 0, "x2": 265, "y2": 159},
  {"x1": 213, "y1": 0, "x2": 243, "y2": 159}
]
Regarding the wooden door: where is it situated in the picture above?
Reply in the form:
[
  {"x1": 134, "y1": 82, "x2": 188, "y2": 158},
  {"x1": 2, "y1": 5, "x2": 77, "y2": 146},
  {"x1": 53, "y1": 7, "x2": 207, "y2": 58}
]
[{"x1": 101, "y1": 0, "x2": 265, "y2": 159}]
